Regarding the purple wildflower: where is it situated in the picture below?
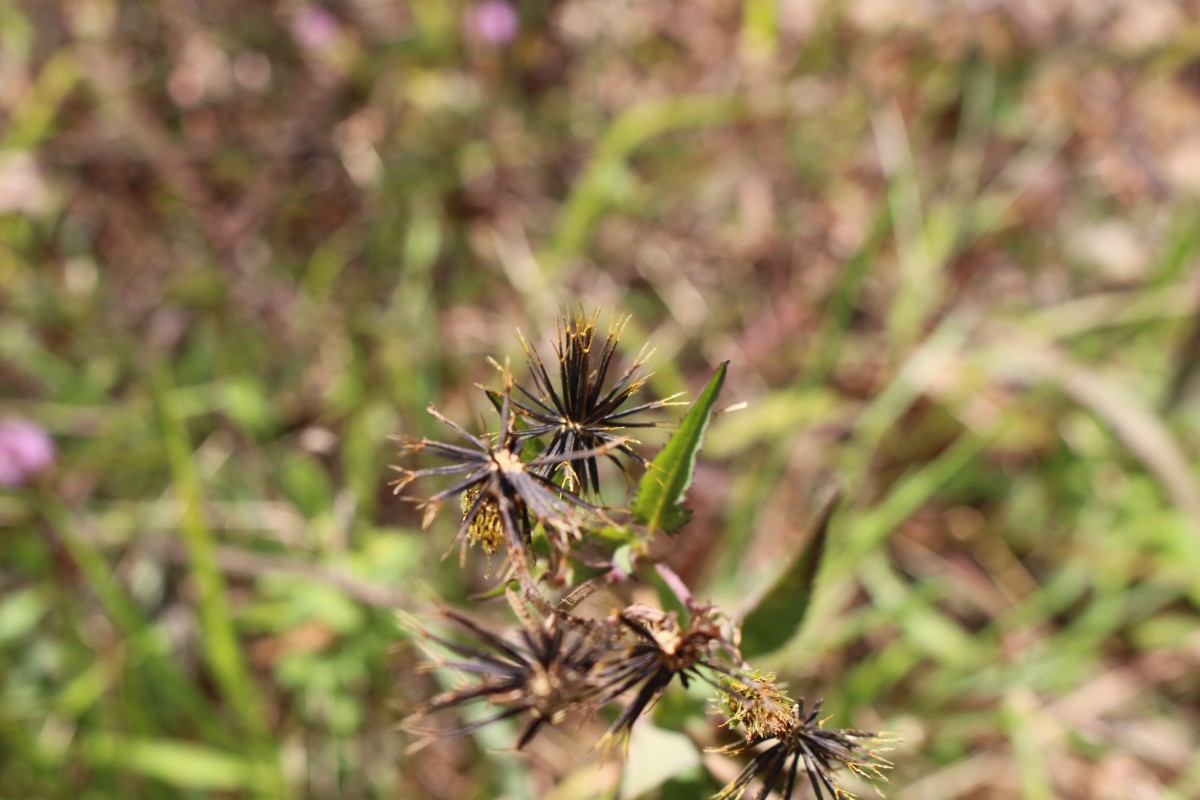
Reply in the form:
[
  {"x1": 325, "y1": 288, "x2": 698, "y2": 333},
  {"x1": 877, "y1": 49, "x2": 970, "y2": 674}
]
[
  {"x1": 0, "y1": 419, "x2": 55, "y2": 487},
  {"x1": 292, "y1": 7, "x2": 340, "y2": 51},
  {"x1": 465, "y1": 1, "x2": 519, "y2": 46}
]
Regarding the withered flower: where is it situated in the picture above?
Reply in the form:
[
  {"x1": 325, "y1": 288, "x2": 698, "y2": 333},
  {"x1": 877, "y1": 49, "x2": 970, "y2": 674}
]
[
  {"x1": 390, "y1": 379, "x2": 624, "y2": 558},
  {"x1": 406, "y1": 604, "x2": 614, "y2": 750},
  {"x1": 506, "y1": 308, "x2": 684, "y2": 495},
  {"x1": 594, "y1": 605, "x2": 733, "y2": 740},
  {"x1": 714, "y1": 687, "x2": 892, "y2": 800}
]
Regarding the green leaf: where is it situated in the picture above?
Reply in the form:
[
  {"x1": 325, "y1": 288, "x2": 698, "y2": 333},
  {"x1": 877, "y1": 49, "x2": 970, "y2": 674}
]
[
  {"x1": 632, "y1": 362, "x2": 727, "y2": 534},
  {"x1": 613, "y1": 544, "x2": 636, "y2": 576},
  {"x1": 471, "y1": 579, "x2": 520, "y2": 601},
  {"x1": 0, "y1": 587, "x2": 46, "y2": 644},
  {"x1": 593, "y1": 524, "x2": 636, "y2": 543},
  {"x1": 618, "y1": 721, "x2": 702, "y2": 798},
  {"x1": 738, "y1": 490, "x2": 840, "y2": 658}
]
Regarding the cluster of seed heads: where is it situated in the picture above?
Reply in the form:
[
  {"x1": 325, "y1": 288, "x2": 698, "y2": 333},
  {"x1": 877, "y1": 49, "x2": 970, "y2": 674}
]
[{"x1": 392, "y1": 309, "x2": 892, "y2": 799}]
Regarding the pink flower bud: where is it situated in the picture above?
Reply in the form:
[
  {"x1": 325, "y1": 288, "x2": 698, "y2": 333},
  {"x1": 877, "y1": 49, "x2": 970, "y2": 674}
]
[
  {"x1": 0, "y1": 419, "x2": 55, "y2": 487},
  {"x1": 292, "y1": 7, "x2": 340, "y2": 51},
  {"x1": 465, "y1": 1, "x2": 519, "y2": 46}
]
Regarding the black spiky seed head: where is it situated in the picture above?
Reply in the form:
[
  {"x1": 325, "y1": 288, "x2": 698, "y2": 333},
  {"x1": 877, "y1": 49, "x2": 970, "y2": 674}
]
[
  {"x1": 593, "y1": 604, "x2": 735, "y2": 741},
  {"x1": 503, "y1": 308, "x2": 684, "y2": 496},
  {"x1": 389, "y1": 376, "x2": 628, "y2": 564},
  {"x1": 404, "y1": 604, "x2": 616, "y2": 751}
]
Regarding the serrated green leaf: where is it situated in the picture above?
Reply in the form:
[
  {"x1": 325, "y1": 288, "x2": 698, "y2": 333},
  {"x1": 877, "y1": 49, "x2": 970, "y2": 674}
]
[
  {"x1": 738, "y1": 490, "x2": 840, "y2": 658},
  {"x1": 632, "y1": 362, "x2": 727, "y2": 534}
]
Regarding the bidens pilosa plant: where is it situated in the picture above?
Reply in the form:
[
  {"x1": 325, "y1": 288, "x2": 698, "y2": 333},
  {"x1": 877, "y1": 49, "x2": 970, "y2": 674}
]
[{"x1": 392, "y1": 309, "x2": 893, "y2": 799}]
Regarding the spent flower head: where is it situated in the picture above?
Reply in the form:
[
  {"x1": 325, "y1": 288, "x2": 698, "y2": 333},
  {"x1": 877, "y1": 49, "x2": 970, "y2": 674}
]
[
  {"x1": 406, "y1": 599, "x2": 614, "y2": 750},
  {"x1": 594, "y1": 604, "x2": 734, "y2": 740},
  {"x1": 714, "y1": 691, "x2": 892, "y2": 800},
  {"x1": 390, "y1": 375, "x2": 627, "y2": 563}
]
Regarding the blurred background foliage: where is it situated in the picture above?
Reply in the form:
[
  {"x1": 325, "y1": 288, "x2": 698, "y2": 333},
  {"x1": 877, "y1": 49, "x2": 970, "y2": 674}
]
[{"x1": 3, "y1": 0, "x2": 1200, "y2": 797}]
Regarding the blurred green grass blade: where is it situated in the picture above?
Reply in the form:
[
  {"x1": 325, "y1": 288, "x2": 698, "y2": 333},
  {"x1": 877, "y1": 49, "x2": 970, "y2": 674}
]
[
  {"x1": 84, "y1": 734, "x2": 274, "y2": 792},
  {"x1": 0, "y1": 321, "x2": 79, "y2": 395},
  {"x1": 633, "y1": 361, "x2": 727, "y2": 535},
  {"x1": 740, "y1": 0, "x2": 778, "y2": 62},
  {"x1": 738, "y1": 490, "x2": 840, "y2": 658},
  {"x1": 546, "y1": 95, "x2": 747, "y2": 271},
  {"x1": 56, "y1": 660, "x2": 113, "y2": 719},
  {"x1": 844, "y1": 429, "x2": 995, "y2": 564},
  {"x1": 342, "y1": 401, "x2": 398, "y2": 519},
  {"x1": 1001, "y1": 692, "x2": 1056, "y2": 800},
  {"x1": 1154, "y1": 205, "x2": 1200, "y2": 285},
  {"x1": 705, "y1": 386, "x2": 840, "y2": 459},
  {"x1": 858, "y1": 556, "x2": 980, "y2": 669},
  {"x1": 874, "y1": 102, "x2": 938, "y2": 347},
  {"x1": 0, "y1": 586, "x2": 46, "y2": 644},
  {"x1": 985, "y1": 337, "x2": 1200, "y2": 525},
  {"x1": 811, "y1": 206, "x2": 892, "y2": 382},
  {"x1": 151, "y1": 366, "x2": 267, "y2": 738},
  {"x1": 37, "y1": 499, "x2": 231, "y2": 743},
  {"x1": 0, "y1": 50, "x2": 78, "y2": 149},
  {"x1": 1019, "y1": 278, "x2": 1200, "y2": 342}
]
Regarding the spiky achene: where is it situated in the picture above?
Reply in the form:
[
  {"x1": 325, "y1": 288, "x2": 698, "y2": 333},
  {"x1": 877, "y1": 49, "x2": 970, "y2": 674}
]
[{"x1": 505, "y1": 309, "x2": 684, "y2": 496}]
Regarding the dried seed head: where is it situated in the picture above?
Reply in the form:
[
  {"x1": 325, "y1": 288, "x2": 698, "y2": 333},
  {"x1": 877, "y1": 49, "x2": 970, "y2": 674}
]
[
  {"x1": 593, "y1": 605, "x2": 733, "y2": 742},
  {"x1": 713, "y1": 694, "x2": 894, "y2": 800},
  {"x1": 388, "y1": 385, "x2": 603, "y2": 581},
  {"x1": 502, "y1": 307, "x2": 684, "y2": 496},
  {"x1": 404, "y1": 606, "x2": 615, "y2": 752},
  {"x1": 619, "y1": 605, "x2": 724, "y2": 673},
  {"x1": 718, "y1": 671, "x2": 795, "y2": 742}
]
